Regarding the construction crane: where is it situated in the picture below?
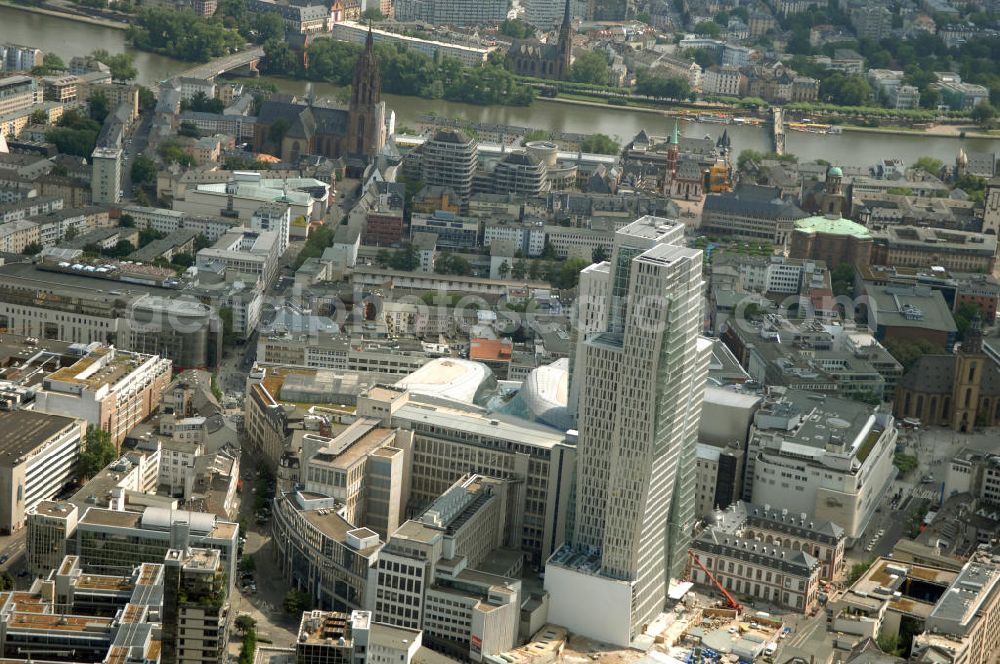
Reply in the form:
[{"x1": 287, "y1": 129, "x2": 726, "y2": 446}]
[{"x1": 688, "y1": 550, "x2": 743, "y2": 612}]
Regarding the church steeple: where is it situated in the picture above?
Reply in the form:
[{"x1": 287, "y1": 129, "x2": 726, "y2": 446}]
[
  {"x1": 964, "y1": 312, "x2": 984, "y2": 355},
  {"x1": 556, "y1": 0, "x2": 573, "y2": 80},
  {"x1": 347, "y1": 20, "x2": 384, "y2": 159}
]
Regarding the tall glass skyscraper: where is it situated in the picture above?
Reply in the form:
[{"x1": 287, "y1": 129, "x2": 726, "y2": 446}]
[{"x1": 548, "y1": 216, "x2": 710, "y2": 645}]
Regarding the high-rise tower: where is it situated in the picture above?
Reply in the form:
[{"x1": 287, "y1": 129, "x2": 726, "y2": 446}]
[
  {"x1": 549, "y1": 216, "x2": 711, "y2": 646},
  {"x1": 347, "y1": 23, "x2": 386, "y2": 159}
]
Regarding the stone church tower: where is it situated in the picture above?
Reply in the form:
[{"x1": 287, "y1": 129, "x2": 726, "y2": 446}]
[
  {"x1": 347, "y1": 24, "x2": 386, "y2": 160},
  {"x1": 952, "y1": 314, "x2": 986, "y2": 433},
  {"x1": 556, "y1": 0, "x2": 573, "y2": 80}
]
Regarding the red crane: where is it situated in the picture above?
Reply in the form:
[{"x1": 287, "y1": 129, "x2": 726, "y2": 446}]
[{"x1": 688, "y1": 550, "x2": 743, "y2": 612}]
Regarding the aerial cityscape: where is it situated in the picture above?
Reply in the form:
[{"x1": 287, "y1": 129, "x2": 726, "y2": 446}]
[{"x1": 0, "y1": 0, "x2": 998, "y2": 663}]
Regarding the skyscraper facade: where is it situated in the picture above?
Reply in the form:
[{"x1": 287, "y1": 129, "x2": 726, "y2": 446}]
[{"x1": 548, "y1": 216, "x2": 710, "y2": 646}]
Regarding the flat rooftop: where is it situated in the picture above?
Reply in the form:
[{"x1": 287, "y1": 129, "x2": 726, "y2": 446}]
[
  {"x1": 0, "y1": 410, "x2": 77, "y2": 465},
  {"x1": 0, "y1": 262, "x2": 177, "y2": 300}
]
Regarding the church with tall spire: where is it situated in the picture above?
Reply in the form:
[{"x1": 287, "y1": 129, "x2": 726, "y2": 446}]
[
  {"x1": 347, "y1": 23, "x2": 386, "y2": 161},
  {"x1": 508, "y1": 0, "x2": 575, "y2": 80},
  {"x1": 253, "y1": 22, "x2": 386, "y2": 170}
]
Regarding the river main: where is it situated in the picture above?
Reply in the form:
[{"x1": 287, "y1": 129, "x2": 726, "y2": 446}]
[{"x1": 5, "y1": 3, "x2": 999, "y2": 166}]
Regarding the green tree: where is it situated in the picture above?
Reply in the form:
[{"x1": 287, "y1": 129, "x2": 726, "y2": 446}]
[
  {"x1": 635, "y1": 68, "x2": 690, "y2": 99},
  {"x1": 820, "y1": 73, "x2": 872, "y2": 106},
  {"x1": 434, "y1": 252, "x2": 473, "y2": 276},
  {"x1": 971, "y1": 102, "x2": 996, "y2": 126},
  {"x1": 119, "y1": 214, "x2": 135, "y2": 228},
  {"x1": 283, "y1": 589, "x2": 311, "y2": 615},
  {"x1": 894, "y1": 453, "x2": 918, "y2": 474},
  {"x1": 131, "y1": 155, "x2": 157, "y2": 185},
  {"x1": 46, "y1": 109, "x2": 101, "y2": 158},
  {"x1": 89, "y1": 92, "x2": 110, "y2": 123},
  {"x1": 571, "y1": 50, "x2": 610, "y2": 85},
  {"x1": 847, "y1": 560, "x2": 873, "y2": 585},
  {"x1": 498, "y1": 260, "x2": 510, "y2": 279},
  {"x1": 91, "y1": 50, "x2": 138, "y2": 81},
  {"x1": 263, "y1": 38, "x2": 299, "y2": 75},
  {"x1": 29, "y1": 109, "x2": 48, "y2": 125},
  {"x1": 179, "y1": 121, "x2": 202, "y2": 138},
  {"x1": 182, "y1": 91, "x2": 225, "y2": 114},
  {"x1": 361, "y1": 6, "x2": 384, "y2": 20},
  {"x1": 159, "y1": 140, "x2": 195, "y2": 167},
  {"x1": 64, "y1": 226, "x2": 79, "y2": 241},
  {"x1": 511, "y1": 260, "x2": 527, "y2": 279},
  {"x1": 137, "y1": 86, "x2": 156, "y2": 110},
  {"x1": 219, "y1": 307, "x2": 237, "y2": 345},
  {"x1": 235, "y1": 615, "x2": 256, "y2": 635},
  {"x1": 388, "y1": 245, "x2": 420, "y2": 271},
  {"x1": 127, "y1": 7, "x2": 244, "y2": 62},
  {"x1": 592, "y1": 245, "x2": 608, "y2": 263},
  {"x1": 831, "y1": 263, "x2": 855, "y2": 296},
  {"x1": 579, "y1": 133, "x2": 620, "y2": 155},
  {"x1": 884, "y1": 338, "x2": 944, "y2": 372},
  {"x1": 877, "y1": 633, "x2": 902, "y2": 656},
  {"x1": 79, "y1": 425, "x2": 118, "y2": 479},
  {"x1": 21, "y1": 242, "x2": 42, "y2": 255},
  {"x1": 913, "y1": 157, "x2": 943, "y2": 175},
  {"x1": 550, "y1": 258, "x2": 589, "y2": 289},
  {"x1": 693, "y1": 20, "x2": 721, "y2": 37},
  {"x1": 104, "y1": 240, "x2": 135, "y2": 258},
  {"x1": 31, "y1": 53, "x2": 65, "y2": 75},
  {"x1": 499, "y1": 18, "x2": 534, "y2": 39},
  {"x1": 954, "y1": 303, "x2": 982, "y2": 340}
]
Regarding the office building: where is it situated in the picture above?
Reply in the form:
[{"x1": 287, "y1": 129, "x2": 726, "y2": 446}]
[
  {"x1": 861, "y1": 284, "x2": 958, "y2": 350},
  {"x1": 73, "y1": 504, "x2": 239, "y2": 583},
  {"x1": 296, "y1": 611, "x2": 425, "y2": 664},
  {"x1": 743, "y1": 391, "x2": 897, "y2": 540},
  {"x1": 91, "y1": 147, "x2": 123, "y2": 205},
  {"x1": 871, "y1": 226, "x2": 998, "y2": 274},
  {"x1": 409, "y1": 211, "x2": 480, "y2": 250},
  {"x1": 251, "y1": 203, "x2": 291, "y2": 254},
  {"x1": 394, "y1": 0, "x2": 507, "y2": 25},
  {"x1": 546, "y1": 216, "x2": 711, "y2": 646},
  {"x1": 694, "y1": 442, "x2": 745, "y2": 519},
  {"x1": 162, "y1": 547, "x2": 230, "y2": 664},
  {"x1": 0, "y1": 554, "x2": 164, "y2": 664},
  {"x1": 272, "y1": 490, "x2": 382, "y2": 611},
  {"x1": 419, "y1": 130, "x2": 477, "y2": 208},
  {"x1": 0, "y1": 410, "x2": 85, "y2": 534},
  {"x1": 702, "y1": 185, "x2": 808, "y2": 246},
  {"x1": 690, "y1": 503, "x2": 828, "y2": 613},
  {"x1": 368, "y1": 386, "x2": 577, "y2": 567},
  {"x1": 371, "y1": 475, "x2": 521, "y2": 661},
  {"x1": 25, "y1": 500, "x2": 79, "y2": 575},
  {"x1": 196, "y1": 227, "x2": 281, "y2": 287},
  {"x1": 28, "y1": 345, "x2": 173, "y2": 448},
  {"x1": 0, "y1": 75, "x2": 40, "y2": 116}
]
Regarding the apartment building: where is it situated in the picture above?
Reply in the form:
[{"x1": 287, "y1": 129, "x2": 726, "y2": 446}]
[
  {"x1": 743, "y1": 392, "x2": 897, "y2": 541},
  {"x1": 25, "y1": 501, "x2": 79, "y2": 575},
  {"x1": 542, "y1": 225, "x2": 614, "y2": 260},
  {"x1": 123, "y1": 205, "x2": 240, "y2": 242},
  {"x1": 91, "y1": 147, "x2": 123, "y2": 205},
  {"x1": 0, "y1": 410, "x2": 86, "y2": 534},
  {"x1": 702, "y1": 65, "x2": 745, "y2": 96},
  {"x1": 256, "y1": 337, "x2": 432, "y2": 375},
  {"x1": 0, "y1": 44, "x2": 43, "y2": 72},
  {"x1": 419, "y1": 130, "x2": 477, "y2": 207},
  {"x1": 371, "y1": 475, "x2": 520, "y2": 662},
  {"x1": 483, "y1": 220, "x2": 546, "y2": 257},
  {"x1": 394, "y1": 0, "x2": 507, "y2": 26}
]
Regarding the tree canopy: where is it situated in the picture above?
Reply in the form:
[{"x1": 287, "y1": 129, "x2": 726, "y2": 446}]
[
  {"x1": 579, "y1": 133, "x2": 620, "y2": 155},
  {"x1": 127, "y1": 7, "x2": 244, "y2": 62},
  {"x1": 79, "y1": 426, "x2": 118, "y2": 479},
  {"x1": 571, "y1": 50, "x2": 610, "y2": 85}
]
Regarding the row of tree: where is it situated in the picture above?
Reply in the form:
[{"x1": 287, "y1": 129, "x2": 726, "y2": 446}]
[{"x1": 263, "y1": 39, "x2": 535, "y2": 106}]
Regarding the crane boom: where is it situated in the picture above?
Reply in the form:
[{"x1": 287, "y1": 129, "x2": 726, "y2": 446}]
[{"x1": 688, "y1": 550, "x2": 743, "y2": 612}]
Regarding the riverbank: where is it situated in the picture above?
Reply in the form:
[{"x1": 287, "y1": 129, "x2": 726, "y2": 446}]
[{"x1": 0, "y1": 0, "x2": 126, "y2": 29}]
